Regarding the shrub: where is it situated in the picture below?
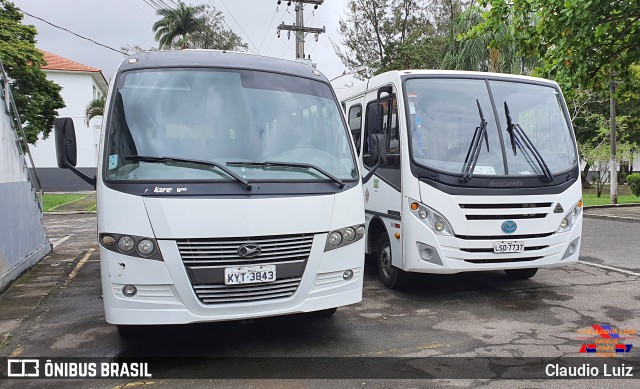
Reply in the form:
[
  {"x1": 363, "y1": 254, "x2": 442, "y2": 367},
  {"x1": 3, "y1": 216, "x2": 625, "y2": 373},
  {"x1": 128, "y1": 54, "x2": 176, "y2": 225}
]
[{"x1": 628, "y1": 173, "x2": 640, "y2": 197}]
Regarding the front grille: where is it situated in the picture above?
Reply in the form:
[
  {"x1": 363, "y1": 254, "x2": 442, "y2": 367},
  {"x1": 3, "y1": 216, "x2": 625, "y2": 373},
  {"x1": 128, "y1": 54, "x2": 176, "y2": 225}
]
[
  {"x1": 464, "y1": 256, "x2": 543, "y2": 264},
  {"x1": 459, "y1": 202, "x2": 552, "y2": 221},
  {"x1": 177, "y1": 234, "x2": 313, "y2": 304},
  {"x1": 193, "y1": 277, "x2": 302, "y2": 304}
]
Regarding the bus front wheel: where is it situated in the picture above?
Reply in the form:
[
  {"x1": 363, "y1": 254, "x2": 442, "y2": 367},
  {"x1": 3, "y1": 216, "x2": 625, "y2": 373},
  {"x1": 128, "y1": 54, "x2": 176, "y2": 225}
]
[
  {"x1": 376, "y1": 234, "x2": 410, "y2": 289},
  {"x1": 504, "y1": 268, "x2": 538, "y2": 280}
]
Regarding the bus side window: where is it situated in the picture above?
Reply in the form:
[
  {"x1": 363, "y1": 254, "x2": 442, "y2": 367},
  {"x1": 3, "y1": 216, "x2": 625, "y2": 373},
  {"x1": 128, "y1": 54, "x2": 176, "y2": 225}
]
[{"x1": 347, "y1": 104, "x2": 362, "y2": 156}]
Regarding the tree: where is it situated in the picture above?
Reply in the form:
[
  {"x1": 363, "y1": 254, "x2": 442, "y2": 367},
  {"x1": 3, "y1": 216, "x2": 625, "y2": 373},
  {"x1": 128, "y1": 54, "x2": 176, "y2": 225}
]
[
  {"x1": 152, "y1": 2, "x2": 246, "y2": 51},
  {"x1": 191, "y1": 5, "x2": 247, "y2": 51},
  {"x1": 441, "y1": 6, "x2": 539, "y2": 74},
  {"x1": 153, "y1": 1, "x2": 208, "y2": 49},
  {"x1": 333, "y1": 0, "x2": 435, "y2": 78},
  {"x1": 470, "y1": 0, "x2": 640, "y2": 204},
  {"x1": 84, "y1": 94, "x2": 105, "y2": 126},
  {"x1": 0, "y1": 1, "x2": 64, "y2": 144}
]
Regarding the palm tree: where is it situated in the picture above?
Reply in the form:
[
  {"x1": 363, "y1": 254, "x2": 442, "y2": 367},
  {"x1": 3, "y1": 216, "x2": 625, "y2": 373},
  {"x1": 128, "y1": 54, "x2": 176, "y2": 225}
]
[
  {"x1": 441, "y1": 6, "x2": 539, "y2": 75},
  {"x1": 152, "y1": 1, "x2": 207, "y2": 49},
  {"x1": 85, "y1": 94, "x2": 106, "y2": 126}
]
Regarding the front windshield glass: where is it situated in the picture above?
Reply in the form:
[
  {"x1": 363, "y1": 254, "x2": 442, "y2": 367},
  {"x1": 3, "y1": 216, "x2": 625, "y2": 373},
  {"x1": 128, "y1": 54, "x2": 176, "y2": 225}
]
[
  {"x1": 406, "y1": 78, "x2": 505, "y2": 176},
  {"x1": 489, "y1": 80, "x2": 578, "y2": 175},
  {"x1": 405, "y1": 78, "x2": 578, "y2": 177},
  {"x1": 105, "y1": 69, "x2": 357, "y2": 181}
]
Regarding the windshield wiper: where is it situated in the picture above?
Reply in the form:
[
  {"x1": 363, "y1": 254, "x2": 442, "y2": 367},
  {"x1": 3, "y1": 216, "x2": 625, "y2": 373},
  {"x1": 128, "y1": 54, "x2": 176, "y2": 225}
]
[
  {"x1": 503, "y1": 102, "x2": 553, "y2": 182},
  {"x1": 125, "y1": 155, "x2": 252, "y2": 190},
  {"x1": 460, "y1": 100, "x2": 490, "y2": 182},
  {"x1": 226, "y1": 161, "x2": 345, "y2": 188}
]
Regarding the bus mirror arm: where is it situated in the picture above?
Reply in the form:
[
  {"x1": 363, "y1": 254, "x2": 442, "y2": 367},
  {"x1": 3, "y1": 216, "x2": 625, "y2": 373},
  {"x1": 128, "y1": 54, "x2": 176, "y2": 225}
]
[{"x1": 54, "y1": 118, "x2": 97, "y2": 188}]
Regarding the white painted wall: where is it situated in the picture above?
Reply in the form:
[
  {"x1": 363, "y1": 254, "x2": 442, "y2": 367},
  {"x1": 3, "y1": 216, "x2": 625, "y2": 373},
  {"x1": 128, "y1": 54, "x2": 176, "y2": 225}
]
[{"x1": 28, "y1": 70, "x2": 105, "y2": 169}]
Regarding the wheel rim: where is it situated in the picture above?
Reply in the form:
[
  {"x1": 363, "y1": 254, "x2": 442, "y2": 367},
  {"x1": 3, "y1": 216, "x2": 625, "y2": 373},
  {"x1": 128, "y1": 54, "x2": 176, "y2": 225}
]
[{"x1": 379, "y1": 245, "x2": 393, "y2": 279}]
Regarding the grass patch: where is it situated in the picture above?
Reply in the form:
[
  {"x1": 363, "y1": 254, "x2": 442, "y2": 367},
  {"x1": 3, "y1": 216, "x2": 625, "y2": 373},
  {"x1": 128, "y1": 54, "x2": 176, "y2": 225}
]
[
  {"x1": 42, "y1": 193, "x2": 86, "y2": 211},
  {"x1": 582, "y1": 184, "x2": 640, "y2": 206}
]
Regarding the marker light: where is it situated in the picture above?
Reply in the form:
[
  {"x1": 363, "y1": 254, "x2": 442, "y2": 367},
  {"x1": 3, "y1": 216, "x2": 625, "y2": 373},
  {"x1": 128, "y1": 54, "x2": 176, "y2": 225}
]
[
  {"x1": 101, "y1": 235, "x2": 116, "y2": 246},
  {"x1": 410, "y1": 202, "x2": 419, "y2": 211}
]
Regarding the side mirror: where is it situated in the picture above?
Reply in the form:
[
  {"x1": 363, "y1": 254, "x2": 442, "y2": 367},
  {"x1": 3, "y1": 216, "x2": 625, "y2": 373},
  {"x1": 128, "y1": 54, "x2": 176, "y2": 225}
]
[
  {"x1": 369, "y1": 133, "x2": 387, "y2": 166},
  {"x1": 362, "y1": 133, "x2": 386, "y2": 184},
  {"x1": 53, "y1": 117, "x2": 97, "y2": 187},
  {"x1": 55, "y1": 117, "x2": 77, "y2": 168}
]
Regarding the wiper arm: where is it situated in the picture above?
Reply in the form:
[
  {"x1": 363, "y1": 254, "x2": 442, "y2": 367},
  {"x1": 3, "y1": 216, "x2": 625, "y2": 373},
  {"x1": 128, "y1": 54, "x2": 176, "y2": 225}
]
[
  {"x1": 125, "y1": 155, "x2": 252, "y2": 190},
  {"x1": 460, "y1": 100, "x2": 490, "y2": 182},
  {"x1": 503, "y1": 102, "x2": 553, "y2": 182},
  {"x1": 227, "y1": 161, "x2": 345, "y2": 188}
]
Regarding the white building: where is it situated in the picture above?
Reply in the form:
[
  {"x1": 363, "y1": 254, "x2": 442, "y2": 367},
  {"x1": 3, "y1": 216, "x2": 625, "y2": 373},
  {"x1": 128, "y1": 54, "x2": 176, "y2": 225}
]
[{"x1": 28, "y1": 50, "x2": 108, "y2": 191}]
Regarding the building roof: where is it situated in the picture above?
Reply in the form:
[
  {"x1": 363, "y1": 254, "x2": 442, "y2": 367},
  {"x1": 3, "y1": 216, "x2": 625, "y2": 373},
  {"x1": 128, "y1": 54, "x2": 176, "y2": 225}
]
[{"x1": 39, "y1": 49, "x2": 101, "y2": 73}]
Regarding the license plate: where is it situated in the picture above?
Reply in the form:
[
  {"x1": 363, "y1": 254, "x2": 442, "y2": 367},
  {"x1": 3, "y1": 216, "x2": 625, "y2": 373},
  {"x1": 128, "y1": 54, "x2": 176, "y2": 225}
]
[
  {"x1": 493, "y1": 241, "x2": 525, "y2": 253},
  {"x1": 224, "y1": 265, "x2": 276, "y2": 285}
]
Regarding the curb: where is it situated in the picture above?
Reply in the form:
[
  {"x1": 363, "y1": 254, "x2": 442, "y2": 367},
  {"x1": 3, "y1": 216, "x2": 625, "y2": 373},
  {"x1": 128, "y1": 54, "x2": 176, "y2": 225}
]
[
  {"x1": 583, "y1": 203, "x2": 640, "y2": 209},
  {"x1": 44, "y1": 211, "x2": 96, "y2": 215}
]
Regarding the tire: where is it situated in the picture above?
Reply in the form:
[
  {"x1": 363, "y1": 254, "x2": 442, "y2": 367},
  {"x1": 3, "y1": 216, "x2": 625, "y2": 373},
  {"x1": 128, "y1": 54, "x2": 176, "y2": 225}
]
[
  {"x1": 504, "y1": 268, "x2": 538, "y2": 280},
  {"x1": 376, "y1": 233, "x2": 410, "y2": 289}
]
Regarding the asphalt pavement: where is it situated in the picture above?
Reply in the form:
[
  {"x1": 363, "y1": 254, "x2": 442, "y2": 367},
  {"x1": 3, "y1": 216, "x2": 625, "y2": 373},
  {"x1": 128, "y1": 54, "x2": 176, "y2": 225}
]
[{"x1": 0, "y1": 207, "x2": 638, "y2": 388}]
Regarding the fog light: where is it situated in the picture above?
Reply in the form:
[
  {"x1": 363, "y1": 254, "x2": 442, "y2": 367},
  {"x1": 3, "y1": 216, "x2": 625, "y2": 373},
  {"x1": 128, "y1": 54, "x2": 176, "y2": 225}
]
[
  {"x1": 342, "y1": 269, "x2": 354, "y2": 280},
  {"x1": 101, "y1": 235, "x2": 116, "y2": 246},
  {"x1": 418, "y1": 209, "x2": 428, "y2": 219},
  {"x1": 328, "y1": 231, "x2": 342, "y2": 246},
  {"x1": 122, "y1": 284, "x2": 137, "y2": 297},
  {"x1": 560, "y1": 218, "x2": 569, "y2": 229},
  {"x1": 118, "y1": 236, "x2": 135, "y2": 252},
  {"x1": 343, "y1": 227, "x2": 356, "y2": 241},
  {"x1": 356, "y1": 225, "x2": 365, "y2": 235},
  {"x1": 137, "y1": 239, "x2": 155, "y2": 256},
  {"x1": 420, "y1": 247, "x2": 434, "y2": 260},
  {"x1": 569, "y1": 242, "x2": 577, "y2": 254},
  {"x1": 434, "y1": 221, "x2": 445, "y2": 231}
]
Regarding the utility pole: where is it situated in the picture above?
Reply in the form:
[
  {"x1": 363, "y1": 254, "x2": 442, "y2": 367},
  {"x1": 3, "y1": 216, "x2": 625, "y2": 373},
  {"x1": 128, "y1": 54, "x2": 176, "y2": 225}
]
[
  {"x1": 276, "y1": 0, "x2": 325, "y2": 60},
  {"x1": 610, "y1": 74, "x2": 618, "y2": 204}
]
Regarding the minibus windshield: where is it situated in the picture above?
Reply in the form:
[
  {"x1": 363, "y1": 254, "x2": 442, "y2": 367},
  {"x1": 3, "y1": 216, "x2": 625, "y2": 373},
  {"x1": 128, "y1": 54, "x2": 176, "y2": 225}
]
[
  {"x1": 405, "y1": 78, "x2": 578, "y2": 178},
  {"x1": 105, "y1": 69, "x2": 357, "y2": 182}
]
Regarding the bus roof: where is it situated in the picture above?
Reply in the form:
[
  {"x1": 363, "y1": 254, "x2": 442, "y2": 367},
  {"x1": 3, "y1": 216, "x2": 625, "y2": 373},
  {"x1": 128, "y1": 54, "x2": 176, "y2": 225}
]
[
  {"x1": 337, "y1": 69, "x2": 560, "y2": 102},
  {"x1": 117, "y1": 50, "x2": 327, "y2": 81}
]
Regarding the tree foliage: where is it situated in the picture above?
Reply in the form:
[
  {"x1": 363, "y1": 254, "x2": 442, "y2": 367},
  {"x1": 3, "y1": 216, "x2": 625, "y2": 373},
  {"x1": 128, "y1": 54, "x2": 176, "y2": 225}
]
[
  {"x1": 470, "y1": 0, "x2": 640, "y2": 89},
  {"x1": 334, "y1": 0, "x2": 436, "y2": 78},
  {"x1": 0, "y1": 1, "x2": 64, "y2": 144},
  {"x1": 441, "y1": 5, "x2": 539, "y2": 73},
  {"x1": 152, "y1": 1, "x2": 246, "y2": 51}
]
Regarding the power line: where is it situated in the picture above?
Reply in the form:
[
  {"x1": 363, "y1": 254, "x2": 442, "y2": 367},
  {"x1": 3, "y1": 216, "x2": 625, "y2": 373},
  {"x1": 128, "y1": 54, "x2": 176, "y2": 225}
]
[
  {"x1": 117, "y1": 0, "x2": 152, "y2": 25},
  {"x1": 209, "y1": 0, "x2": 261, "y2": 55},
  {"x1": 264, "y1": 7, "x2": 287, "y2": 55},
  {"x1": 258, "y1": 6, "x2": 279, "y2": 54},
  {"x1": 19, "y1": 9, "x2": 127, "y2": 55}
]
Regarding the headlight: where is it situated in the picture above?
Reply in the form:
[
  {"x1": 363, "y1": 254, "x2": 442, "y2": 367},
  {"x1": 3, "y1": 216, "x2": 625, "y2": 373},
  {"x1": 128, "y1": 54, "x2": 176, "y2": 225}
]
[
  {"x1": 408, "y1": 199, "x2": 454, "y2": 236},
  {"x1": 137, "y1": 239, "x2": 155, "y2": 256},
  {"x1": 100, "y1": 233, "x2": 163, "y2": 261},
  {"x1": 557, "y1": 199, "x2": 582, "y2": 233},
  {"x1": 117, "y1": 236, "x2": 135, "y2": 252},
  {"x1": 343, "y1": 227, "x2": 356, "y2": 241},
  {"x1": 324, "y1": 224, "x2": 365, "y2": 252},
  {"x1": 328, "y1": 231, "x2": 343, "y2": 246}
]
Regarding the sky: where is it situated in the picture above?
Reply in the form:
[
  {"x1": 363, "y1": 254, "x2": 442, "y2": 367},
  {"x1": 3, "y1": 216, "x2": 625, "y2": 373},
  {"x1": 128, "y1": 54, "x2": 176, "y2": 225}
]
[{"x1": 12, "y1": 0, "x2": 357, "y2": 87}]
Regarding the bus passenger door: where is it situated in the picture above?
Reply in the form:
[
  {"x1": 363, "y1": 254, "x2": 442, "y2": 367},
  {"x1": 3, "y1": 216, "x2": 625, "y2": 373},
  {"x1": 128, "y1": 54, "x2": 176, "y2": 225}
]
[{"x1": 362, "y1": 86, "x2": 403, "y2": 273}]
